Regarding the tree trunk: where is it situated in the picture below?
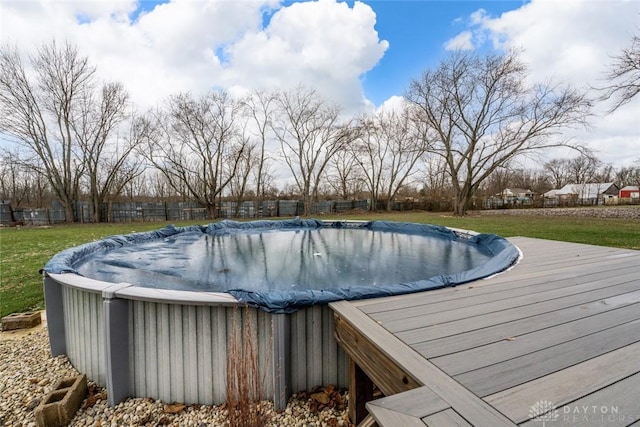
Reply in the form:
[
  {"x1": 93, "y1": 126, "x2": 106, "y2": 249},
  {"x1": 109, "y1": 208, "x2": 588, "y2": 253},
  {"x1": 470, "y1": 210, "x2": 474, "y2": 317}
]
[
  {"x1": 303, "y1": 194, "x2": 312, "y2": 217},
  {"x1": 91, "y1": 193, "x2": 101, "y2": 223},
  {"x1": 453, "y1": 189, "x2": 470, "y2": 216},
  {"x1": 453, "y1": 198, "x2": 466, "y2": 216},
  {"x1": 207, "y1": 203, "x2": 217, "y2": 220},
  {"x1": 64, "y1": 200, "x2": 76, "y2": 223}
]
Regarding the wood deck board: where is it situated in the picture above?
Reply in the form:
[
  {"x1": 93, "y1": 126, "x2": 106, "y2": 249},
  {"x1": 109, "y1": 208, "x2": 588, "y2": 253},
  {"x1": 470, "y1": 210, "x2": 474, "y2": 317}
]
[
  {"x1": 331, "y1": 301, "x2": 517, "y2": 427},
  {"x1": 485, "y1": 340, "x2": 640, "y2": 423},
  {"x1": 366, "y1": 386, "x2": 450, "y2": 418},
  {"x1": 330, "y1": 237, "x2": 640, "y2": 427},
  {"x1": 360, "y1": 257, "x2": 640, "y2": 316},
  {"x1": 415, "y1": 291, "x2": 640, "y2": 358},
  {"x1": 365, "y1": 405, "x2": 426, "y2": 427},
  {"x1": 431, "y1": 301, "x2": 640, "y2": 375},
  {"x1": 397, "y1": 279, "x2": 640, "y2": 344},
  {"x1": 454, "y1": 318, "x2": 640, "y2": 397},
  {"x1": 422, "y1": 409, "x2": 473, "y2": 427},
  {"x1": 519, "y1": 372, "x2": 640, "y2": 427},
  {"x1": 375, "y1": 269, "x2": 639, "y2": 330}
]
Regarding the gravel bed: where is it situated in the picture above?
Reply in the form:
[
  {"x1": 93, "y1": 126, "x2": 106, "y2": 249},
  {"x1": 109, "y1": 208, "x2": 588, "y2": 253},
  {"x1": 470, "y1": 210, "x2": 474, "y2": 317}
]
[
  {"x1": 0, "y1": 329, "x2": 352, "y2": 427},
  {"x1": 477, "y1": 205, "x2": 640, "y2": 219}
]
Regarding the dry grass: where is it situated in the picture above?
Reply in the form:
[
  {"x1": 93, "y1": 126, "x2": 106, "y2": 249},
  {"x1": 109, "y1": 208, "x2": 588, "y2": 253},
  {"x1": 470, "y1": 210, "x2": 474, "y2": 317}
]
[{"x1": 226, "y1": 306, "x2": 269, "y2": 427}]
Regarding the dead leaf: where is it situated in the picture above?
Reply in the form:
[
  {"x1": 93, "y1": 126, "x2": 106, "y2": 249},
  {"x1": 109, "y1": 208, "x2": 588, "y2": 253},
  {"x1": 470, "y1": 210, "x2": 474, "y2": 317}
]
[
  {"x1": 163, "y1": 403, "x2": 186, "y2": 414},
  {"x1": 157, "y1": 416, "x2": 171, "y2": 425},
  {"x1": 311, "y1": 392, "x2": 330, "y2": 405}
]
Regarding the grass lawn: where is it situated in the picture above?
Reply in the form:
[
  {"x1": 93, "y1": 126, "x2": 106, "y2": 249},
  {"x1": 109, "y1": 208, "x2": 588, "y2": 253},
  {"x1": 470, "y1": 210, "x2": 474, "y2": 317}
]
[{"x1": 1, "y1": 211, "x2": 639, "y2": 317}]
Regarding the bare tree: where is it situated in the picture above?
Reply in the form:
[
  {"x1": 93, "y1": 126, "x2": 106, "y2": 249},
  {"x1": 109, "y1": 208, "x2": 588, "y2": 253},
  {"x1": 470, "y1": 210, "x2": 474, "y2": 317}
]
[
  {"x1": 616, "y1": 163, "x2": 640, "y2": 188},
  {"x1": 544, "y1": 158, "x2": 571, "y2": 189},
  {"x1": 0, "y1": 41, "x2": 91, "y2": 221},
  {"x1": 241, "y1": 90, "x2": 277, "y2": 214},
  {"x1": 601, "y1": 32, "x2": 640, "y2": 112},
  {"x1": 567, "y1": 151, "x2": 601, "y2": 185},
  {"x1": 0, "y1": 41, "x2": 135, "y2": 222},
  {"x1": 142, "y1": 90, "x2": 246, "y2": 218},
  {"x1": 327, "y1": 147, "x2": 364, "y2": 199},
  {"x1": 140, "y1": 169, "x2": 177, "y2": 200},
  {"x1": 0, "y1": 151, "x2": 50, "y2": 206},
  {"x1": 481, "y1": 166, "x2": 513, "y2": 198},
  {"x1": 272, "y1": 87, "x2": 357, "y2": 216},
  {"x1": 421, "y1": 154, "x2": 452, "y2": 210},
  {"x1": 511, "y1": 168, "x2": 551, "y2": 195},
  {"x1": 355, "y1": 107, "x2": 429, "y2": 211},
  {"x1": 596, "y1": 163, "x2": 614, "y2": 183},
  {"x1": 227, "y1": 138, "x2": 257, "y2": 217},
  {"x1": 72, "y1": 83, "x2": 144, "y2": 222},
  {"x1": 407, "y1": 50, "x2": 592, "y2": 215}
]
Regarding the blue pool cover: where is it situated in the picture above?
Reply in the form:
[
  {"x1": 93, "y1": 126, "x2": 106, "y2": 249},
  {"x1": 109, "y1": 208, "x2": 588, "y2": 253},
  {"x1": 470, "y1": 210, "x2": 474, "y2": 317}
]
[{"x1": 44, "y1": 219, "x2": 520, "y2": 313}]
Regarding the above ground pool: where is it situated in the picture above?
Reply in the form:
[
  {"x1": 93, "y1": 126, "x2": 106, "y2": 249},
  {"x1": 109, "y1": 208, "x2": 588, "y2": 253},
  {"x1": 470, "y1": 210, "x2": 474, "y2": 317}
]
[
  {"x1": 45, "y1": 218, "x2": 519, "y2": 313},
  {"x1": 42, "y1": 219, "x2": 520, "y2": 409}
]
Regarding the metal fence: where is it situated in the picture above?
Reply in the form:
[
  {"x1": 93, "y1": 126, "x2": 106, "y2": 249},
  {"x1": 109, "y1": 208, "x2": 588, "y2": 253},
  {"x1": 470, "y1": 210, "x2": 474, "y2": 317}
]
[
  {"x1": 4, "y1": 196, "x2": 638, "y2": 226},
  {"x1": 0, "y1": 199, "x2": 374, "y2": 225}
]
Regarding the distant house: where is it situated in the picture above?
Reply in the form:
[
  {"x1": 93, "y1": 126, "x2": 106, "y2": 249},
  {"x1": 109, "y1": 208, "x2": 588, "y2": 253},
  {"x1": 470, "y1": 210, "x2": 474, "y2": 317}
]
[
  {"x1": 544, "y1": 183, "x2": 619, "y2": 204},
  {"x1": 544, "y1": 189, "x2": 562, "y2": 199},
  {"x1": 498, "y1": 188, "x2": 535, "y2": 204},
  {"x1": 499, "y1": 188, "x2": 535, "y2": 200},
  {"x1": 619, "y1": 186, "x2": 640, "y2": 199}
]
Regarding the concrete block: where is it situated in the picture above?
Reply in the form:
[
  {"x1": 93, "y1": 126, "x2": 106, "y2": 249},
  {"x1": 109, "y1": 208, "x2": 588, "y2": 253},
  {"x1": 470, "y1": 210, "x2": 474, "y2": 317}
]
[
  {"x1": 1, "y1": 311, "x2": 41, "y2": 331},
  {"x1": 35, "y1": 374, "x2": 88, "y2": 427}
]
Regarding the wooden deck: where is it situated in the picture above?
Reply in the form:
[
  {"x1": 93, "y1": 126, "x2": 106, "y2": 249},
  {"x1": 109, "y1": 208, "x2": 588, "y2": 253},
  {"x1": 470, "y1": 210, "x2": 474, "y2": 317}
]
[{"x1": 330, "y1": 237, "x2": 640, "y2": 426}]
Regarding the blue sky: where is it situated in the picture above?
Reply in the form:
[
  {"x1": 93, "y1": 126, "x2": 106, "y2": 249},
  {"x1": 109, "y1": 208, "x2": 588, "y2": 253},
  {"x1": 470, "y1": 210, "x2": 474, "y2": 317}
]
[
  {"x1": 122, "y1": 0, "x2": 527, "y2": 106},
  {"x1": 355, "y1": 0, "x2": 526, "y2": 105}
]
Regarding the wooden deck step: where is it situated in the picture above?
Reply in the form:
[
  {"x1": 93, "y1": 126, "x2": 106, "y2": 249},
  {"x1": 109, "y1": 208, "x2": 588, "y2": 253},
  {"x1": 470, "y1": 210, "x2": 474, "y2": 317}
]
[{"x1": 331, "y1": 300, "x2": 517, "y2": 426}]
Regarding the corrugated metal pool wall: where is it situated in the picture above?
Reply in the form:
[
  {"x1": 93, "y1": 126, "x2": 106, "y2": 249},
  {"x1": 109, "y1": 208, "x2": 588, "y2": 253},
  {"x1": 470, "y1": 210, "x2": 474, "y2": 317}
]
[
  {"x1": 290, "y1": 305, "x2": 349, "y2": 392},
  {"x1": 56, "y1": 283, "x2": 348, "y2": 406},
  {"x1": 128, "y1": 301, "x2": 275, "y2": 405},
  {"x1": 62, "y1": 286, "x2": 106, "y2": 385}
]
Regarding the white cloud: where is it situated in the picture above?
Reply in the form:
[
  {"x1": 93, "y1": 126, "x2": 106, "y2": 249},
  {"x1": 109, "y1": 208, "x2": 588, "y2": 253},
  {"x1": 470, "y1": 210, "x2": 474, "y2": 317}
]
[
  {"x1": 446, "y1": 0, "x2": 640, "y2": 167},
  {"x1": 376, "y1": 95, "x2": 406, "y2": 115},
  {"x1": 223, "y1": 0, "x2": 388, "y2": 113},
  {"x1": 0, "y1": 0, "x2": 387, "y2": 114},
  {"x1": 444, "y1": 30, "x2": 474, "y2": 51}
]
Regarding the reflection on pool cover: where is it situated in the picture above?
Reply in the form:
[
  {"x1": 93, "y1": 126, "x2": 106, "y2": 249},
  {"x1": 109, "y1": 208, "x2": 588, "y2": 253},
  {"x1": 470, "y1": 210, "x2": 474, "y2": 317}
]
[{"x1": 75, "y1": 227, "x2": 492, "y2": 293}]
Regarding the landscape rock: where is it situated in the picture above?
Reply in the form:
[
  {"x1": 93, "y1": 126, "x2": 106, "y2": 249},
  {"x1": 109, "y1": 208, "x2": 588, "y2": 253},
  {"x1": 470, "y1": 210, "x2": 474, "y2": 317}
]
[
  {"x1": 479, "y1": 206, "x2": 640, "y2": 219},
  {"x1": 1, "y1": 329, "x2": 354, "y2": 426}
]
